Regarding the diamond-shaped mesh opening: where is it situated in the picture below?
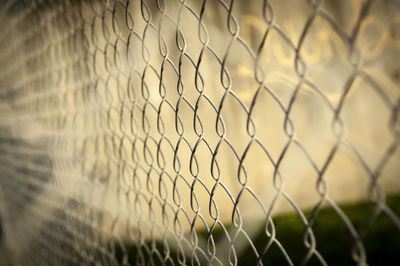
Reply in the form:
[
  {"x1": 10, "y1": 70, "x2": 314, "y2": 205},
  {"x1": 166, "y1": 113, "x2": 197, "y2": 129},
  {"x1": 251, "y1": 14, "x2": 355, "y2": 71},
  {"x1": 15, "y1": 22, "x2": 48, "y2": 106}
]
[{"x1": 0, "y1": 0, "x2": 399, "y2": 265}]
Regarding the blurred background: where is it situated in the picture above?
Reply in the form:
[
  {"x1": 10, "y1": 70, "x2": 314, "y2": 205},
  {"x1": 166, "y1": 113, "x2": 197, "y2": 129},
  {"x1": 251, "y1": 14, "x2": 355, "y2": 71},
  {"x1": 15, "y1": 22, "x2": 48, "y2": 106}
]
[{"x1": 0, "y1": 0, "x2": 399, "y2": 265}]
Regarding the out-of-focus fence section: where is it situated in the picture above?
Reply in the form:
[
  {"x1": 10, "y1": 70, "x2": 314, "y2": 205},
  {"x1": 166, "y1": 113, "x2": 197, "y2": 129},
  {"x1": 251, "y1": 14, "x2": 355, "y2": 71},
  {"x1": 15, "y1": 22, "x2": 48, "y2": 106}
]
[{"x1": 0, "y1": 0, "x2": 399, "y2": 265}]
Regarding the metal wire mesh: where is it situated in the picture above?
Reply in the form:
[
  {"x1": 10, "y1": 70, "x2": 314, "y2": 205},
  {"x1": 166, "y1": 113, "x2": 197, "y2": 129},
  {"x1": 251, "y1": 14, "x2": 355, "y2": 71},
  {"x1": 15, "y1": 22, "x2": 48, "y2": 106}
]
[{"x1": 0, "y1": 0, "x2": 399, "y2": 265}]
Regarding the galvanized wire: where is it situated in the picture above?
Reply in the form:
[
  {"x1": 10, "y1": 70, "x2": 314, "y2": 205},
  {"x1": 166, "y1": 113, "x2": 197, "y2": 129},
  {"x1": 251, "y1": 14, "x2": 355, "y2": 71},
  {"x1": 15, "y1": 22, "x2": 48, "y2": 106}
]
[{"x1": 0, "y1": 0, "x2": 399, "y2": 265}]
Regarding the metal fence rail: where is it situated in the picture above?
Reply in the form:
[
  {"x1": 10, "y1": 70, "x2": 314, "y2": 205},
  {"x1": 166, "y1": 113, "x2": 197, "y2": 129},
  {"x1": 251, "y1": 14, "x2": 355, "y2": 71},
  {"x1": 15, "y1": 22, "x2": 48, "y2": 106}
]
[{"x1": 0, "y1": 0, "x2": 399, "y2": 265}]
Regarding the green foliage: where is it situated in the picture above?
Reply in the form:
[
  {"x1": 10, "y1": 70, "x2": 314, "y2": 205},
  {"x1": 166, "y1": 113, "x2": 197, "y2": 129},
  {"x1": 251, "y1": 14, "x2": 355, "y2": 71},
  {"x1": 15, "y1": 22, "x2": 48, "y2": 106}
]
[{"x1": 115, "y1": 194, "x2": 400, "y2": 265}]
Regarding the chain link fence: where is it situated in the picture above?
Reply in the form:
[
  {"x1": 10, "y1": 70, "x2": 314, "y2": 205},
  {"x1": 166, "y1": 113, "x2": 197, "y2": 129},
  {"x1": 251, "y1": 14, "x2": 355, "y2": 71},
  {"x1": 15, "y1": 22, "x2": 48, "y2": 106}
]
[{"x1": 0, "y1": 0, "x2": 399, "y2": 265}]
